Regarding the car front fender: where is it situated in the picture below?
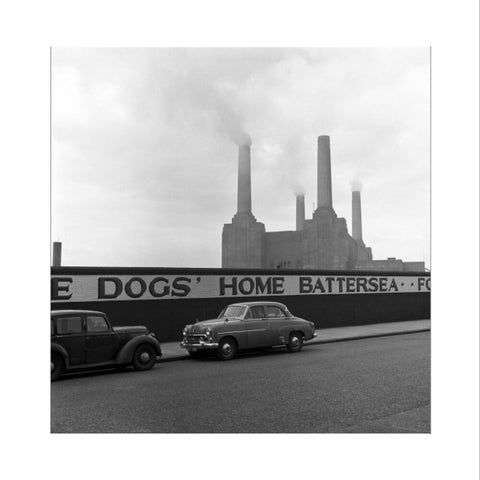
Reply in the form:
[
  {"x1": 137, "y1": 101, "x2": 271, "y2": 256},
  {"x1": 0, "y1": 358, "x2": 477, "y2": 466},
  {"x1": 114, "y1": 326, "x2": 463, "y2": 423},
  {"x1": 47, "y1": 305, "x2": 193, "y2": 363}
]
[
  {"x1": 51, "y1": 343, "x2": 70, "y2": 369},
  {"x1": 115, "y1": 336, "x2": 162, "y2": 365}
]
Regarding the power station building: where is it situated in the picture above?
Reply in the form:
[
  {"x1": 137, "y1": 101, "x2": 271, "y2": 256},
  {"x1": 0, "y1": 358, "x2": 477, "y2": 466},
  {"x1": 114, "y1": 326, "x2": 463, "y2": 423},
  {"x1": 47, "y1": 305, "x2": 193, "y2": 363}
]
[{"x1": 222, "y1": 135, "x2": 425, "y2": 272}]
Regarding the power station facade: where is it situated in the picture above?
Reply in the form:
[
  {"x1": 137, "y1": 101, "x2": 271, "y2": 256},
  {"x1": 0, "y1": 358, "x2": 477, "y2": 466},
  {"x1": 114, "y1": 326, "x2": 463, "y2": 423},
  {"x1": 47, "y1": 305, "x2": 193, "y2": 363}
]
[{"x1": 222, "y1": 135, "x2": 425, "y2": 272}]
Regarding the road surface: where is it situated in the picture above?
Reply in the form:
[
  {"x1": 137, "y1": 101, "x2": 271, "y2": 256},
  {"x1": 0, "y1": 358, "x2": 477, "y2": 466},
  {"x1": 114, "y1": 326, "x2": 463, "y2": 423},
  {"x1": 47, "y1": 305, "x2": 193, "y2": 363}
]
[{"x1": 51, "y1": 332, "x2": 430, "y2": 433}]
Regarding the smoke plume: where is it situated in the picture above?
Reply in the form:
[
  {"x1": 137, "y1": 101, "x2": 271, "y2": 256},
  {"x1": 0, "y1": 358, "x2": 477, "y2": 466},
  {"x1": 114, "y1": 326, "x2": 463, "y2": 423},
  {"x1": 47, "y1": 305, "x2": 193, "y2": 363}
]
[
  {"x1": 163, "y1": 61, "x2": 252, "y2": 146},
  {"x1": 351, "y1": 179, "x2": 363, "y2": 192}
]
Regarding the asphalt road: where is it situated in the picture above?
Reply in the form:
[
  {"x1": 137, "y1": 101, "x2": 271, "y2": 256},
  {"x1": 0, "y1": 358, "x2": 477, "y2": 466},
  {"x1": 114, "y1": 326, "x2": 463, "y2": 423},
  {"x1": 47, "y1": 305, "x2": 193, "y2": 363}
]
[{"x1": 51, "y1": 332, "x2": 430, "y2": 433}]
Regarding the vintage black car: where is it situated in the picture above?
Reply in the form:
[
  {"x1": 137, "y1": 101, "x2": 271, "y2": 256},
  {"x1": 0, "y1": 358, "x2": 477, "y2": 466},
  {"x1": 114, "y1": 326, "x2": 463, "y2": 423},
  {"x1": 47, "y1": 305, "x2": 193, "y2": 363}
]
[
  {"x1": 180, "y1": 301, "x2": 317, "y2": 360},
  {"x1": 51, "y1": 310, "x2": 162, "y2": 381}
]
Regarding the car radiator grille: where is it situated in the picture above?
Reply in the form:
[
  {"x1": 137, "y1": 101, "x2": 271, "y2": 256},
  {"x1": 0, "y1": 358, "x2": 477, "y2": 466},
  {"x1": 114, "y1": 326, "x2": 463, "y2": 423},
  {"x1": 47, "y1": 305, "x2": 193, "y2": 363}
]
[{"x1": 186, "y1": 335, "x2": 205, "y2": 344}]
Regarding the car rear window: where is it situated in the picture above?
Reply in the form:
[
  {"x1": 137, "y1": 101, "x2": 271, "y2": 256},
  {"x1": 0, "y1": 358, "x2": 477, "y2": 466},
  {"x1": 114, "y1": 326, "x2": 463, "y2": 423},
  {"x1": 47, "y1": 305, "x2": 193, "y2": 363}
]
[
  {"x1": 265, "y1": 306, "x2": 287, "y2": 318},
  {"x1": 56, "y1": 316, "x2": 83, "y2": 334}
]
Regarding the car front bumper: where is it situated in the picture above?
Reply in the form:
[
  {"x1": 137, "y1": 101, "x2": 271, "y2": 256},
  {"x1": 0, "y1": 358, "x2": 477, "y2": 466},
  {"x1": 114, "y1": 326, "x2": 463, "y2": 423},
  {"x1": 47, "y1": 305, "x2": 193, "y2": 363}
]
[{"x1": 180, "y1": 340, "x2": 219, "y2": 351}]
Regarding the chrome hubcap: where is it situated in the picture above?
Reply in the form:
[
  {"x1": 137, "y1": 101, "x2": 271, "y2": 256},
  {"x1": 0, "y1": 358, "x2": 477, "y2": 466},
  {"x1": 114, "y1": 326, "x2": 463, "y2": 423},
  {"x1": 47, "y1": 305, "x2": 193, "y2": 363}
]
[
  {"x1": 291, "y1": 337, "x2": 299, "y2": 346},
  {"x1": 222, "y1": 343, "x2": 232, "y2": 354},
  {"x1": 140, "y1": 352, "x2": 151, "y2": 363}
]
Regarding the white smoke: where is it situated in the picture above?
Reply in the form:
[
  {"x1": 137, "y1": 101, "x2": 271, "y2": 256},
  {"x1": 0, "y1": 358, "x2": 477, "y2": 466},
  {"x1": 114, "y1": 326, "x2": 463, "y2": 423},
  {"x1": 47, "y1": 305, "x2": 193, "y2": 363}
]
[
  {"x1": 214, "y1": 104, "x2": 251, "y2": 146},
  {"x1": 160, "y1": 60, "x2": 252, "y2": 146},
  {"x1": 292, "y1": 187, "x2": 305, "y2": 197},
  {"x1": 350, "y1": 179, "x2": 363, "y2": 191}
]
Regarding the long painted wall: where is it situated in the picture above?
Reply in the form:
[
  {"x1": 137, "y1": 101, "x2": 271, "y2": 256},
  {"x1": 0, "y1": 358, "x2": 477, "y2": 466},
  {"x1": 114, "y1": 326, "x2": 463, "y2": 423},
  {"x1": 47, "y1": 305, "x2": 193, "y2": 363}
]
[{"x1": 51, "y1": 266, "x2": 431, "y2": 342}]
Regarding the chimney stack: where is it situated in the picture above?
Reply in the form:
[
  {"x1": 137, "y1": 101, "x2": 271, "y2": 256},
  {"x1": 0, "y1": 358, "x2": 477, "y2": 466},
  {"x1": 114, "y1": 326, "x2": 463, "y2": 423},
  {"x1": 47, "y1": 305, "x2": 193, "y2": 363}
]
[
  {"x1": 237, "y1": 145, "x2": 252, "y2": 214},
  {"x1": 317, "y1": 135, "x2": 333, "y2": 209},
  {"x1": 296, "y1": 195, "x2": 305, "y2": 231},
  {"x1": 52, "y1": 241, "x2": 62, "y2": 267},
  {"x1": 352, "y1": 190, "x2": 363, "y2": 241}
]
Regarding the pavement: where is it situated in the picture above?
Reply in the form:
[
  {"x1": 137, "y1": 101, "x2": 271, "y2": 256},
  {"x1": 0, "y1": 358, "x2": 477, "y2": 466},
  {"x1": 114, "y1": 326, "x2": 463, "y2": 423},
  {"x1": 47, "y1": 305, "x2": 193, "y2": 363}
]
[{"x1": 158, "y1": 319, "x2": 431, "y2": 362}]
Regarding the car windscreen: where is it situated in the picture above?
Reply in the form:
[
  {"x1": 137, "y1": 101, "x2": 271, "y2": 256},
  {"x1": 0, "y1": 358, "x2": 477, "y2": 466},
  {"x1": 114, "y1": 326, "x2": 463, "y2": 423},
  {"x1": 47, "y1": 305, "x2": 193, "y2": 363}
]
[
  {"x1": 86, "y1": 315, "x2": 109, "y2": 332},
  {"x1": 219, "y1": 305, "x2": 246, "y2": 319}
]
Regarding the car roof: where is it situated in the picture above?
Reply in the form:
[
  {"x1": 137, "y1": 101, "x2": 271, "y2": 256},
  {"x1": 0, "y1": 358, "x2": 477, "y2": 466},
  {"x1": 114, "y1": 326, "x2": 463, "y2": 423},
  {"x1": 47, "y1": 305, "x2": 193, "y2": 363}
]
[
  {"x1": 228, "y1": 301, "x2": 288, "y2": 309},
  {"x1": 51, "y1": 309, "x2": 106, "y2": 317}
]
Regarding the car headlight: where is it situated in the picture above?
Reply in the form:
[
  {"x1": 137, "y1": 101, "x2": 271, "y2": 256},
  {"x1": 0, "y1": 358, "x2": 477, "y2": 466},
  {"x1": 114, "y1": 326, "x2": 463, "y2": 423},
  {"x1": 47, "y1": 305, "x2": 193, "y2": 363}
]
[
  {"x1": 205, "y1": 327, "x2": 213, "y2": 339},
  {"x1": 182, "y1": 327, "x2": 187, "y2": 336}
]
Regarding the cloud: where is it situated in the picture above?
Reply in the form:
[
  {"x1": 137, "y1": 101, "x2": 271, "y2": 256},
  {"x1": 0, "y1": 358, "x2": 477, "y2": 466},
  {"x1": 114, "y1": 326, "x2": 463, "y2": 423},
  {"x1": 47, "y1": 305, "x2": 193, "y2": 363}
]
[{"x1": 51, "y1": 48, "x2": 430, "y2": 267}]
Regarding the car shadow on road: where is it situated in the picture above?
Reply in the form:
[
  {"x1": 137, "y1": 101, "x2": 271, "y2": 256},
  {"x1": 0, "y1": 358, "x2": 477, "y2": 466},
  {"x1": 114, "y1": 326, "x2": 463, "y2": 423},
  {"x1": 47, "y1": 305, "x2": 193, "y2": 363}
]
[
  {"x1": 53, "y1": 365, "x2": 147, "y2": 382},
  {"x1": 187, "y1": 345, "x2": 313, "y2": 362}
]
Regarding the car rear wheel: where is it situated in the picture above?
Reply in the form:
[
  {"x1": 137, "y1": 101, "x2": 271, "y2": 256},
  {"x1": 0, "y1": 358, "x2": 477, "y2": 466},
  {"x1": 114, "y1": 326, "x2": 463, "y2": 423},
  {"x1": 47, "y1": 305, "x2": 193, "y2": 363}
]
[
  {"x1": 287, "y1": 332, "x2": 304, "y2": 353},
  {"x1": 132, "y1": 344, "x2": 157, "y2": 371},
  {"x1": 51, "y1": 352, "x2": 64, "y2": 381},
  {"x1": 217, "y1": 338, "x2": 237, "y2": 361}
]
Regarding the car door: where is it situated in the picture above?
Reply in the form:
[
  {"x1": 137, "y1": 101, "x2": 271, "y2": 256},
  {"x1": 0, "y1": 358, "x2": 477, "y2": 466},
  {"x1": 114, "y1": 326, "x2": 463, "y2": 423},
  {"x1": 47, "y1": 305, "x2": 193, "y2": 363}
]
[
  {"x1": 84, "y1": 314, "x2": 119, "y2": 365},
  {"x1": 244, "y1": 305, "x2": 270, "y2": 348},
  {"x1": 264, "y1": 305, "x2": 290, "y2": 345},
  {"x1": 54, "y1": 315, "x2": 86, "y2": 366}
]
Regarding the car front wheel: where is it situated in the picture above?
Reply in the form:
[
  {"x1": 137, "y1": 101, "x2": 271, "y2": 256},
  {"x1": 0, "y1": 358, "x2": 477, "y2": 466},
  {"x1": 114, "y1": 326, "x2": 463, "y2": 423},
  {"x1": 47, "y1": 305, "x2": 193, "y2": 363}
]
[
  {"x1": 51, "y1": 352, "x2": 64, "y2": 381},
  {"x1": 132, "y1": 344, "x2": 157, "y2": 371},
  {"x1": 217, "y1": 338, "x2": 237, "y2": 361},
  {"x1": 287, "y1": 332, "x2": 304, "y2": 353}
]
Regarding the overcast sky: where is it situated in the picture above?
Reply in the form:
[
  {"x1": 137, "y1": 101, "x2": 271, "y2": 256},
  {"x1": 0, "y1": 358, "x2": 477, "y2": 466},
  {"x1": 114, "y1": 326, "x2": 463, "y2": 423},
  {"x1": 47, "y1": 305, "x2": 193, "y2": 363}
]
[{"x1": 52, "y1": 48, "x2": 430, "y2": 269}]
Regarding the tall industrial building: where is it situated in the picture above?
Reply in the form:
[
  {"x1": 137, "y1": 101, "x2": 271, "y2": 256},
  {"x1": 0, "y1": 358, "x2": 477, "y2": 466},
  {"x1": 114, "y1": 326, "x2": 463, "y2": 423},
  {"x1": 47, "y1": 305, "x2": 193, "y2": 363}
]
[
  {"x1": 221, "y1": 145, "x2": 266, "y2": 268},
  {"x1": 222, "y1": 135, "x2": 425, "y2": 272}
]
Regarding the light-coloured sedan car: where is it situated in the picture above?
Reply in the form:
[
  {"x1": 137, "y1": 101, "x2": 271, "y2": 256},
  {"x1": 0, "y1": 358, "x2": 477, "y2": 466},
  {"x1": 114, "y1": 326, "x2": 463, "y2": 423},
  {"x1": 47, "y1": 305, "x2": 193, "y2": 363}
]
[{"x1": 180, "y1": 301, "x2": 317, "y2": 360}]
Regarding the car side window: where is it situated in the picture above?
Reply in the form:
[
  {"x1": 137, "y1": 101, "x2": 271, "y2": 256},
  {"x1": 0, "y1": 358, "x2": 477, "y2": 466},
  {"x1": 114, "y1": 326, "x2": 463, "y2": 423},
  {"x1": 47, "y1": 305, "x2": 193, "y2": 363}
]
[
  {"x1": 86, "y1": 316, "x2": 109, "y2": 332},
  {"x1": 56, "y1": 316, "x2": 83, "y2": 335},
  {"x1": 265, "y1": 306, "x2": 287, "y2": 318},
  {"x1": 249, "y1": 306, "x2": 265, "y2": 319}
]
